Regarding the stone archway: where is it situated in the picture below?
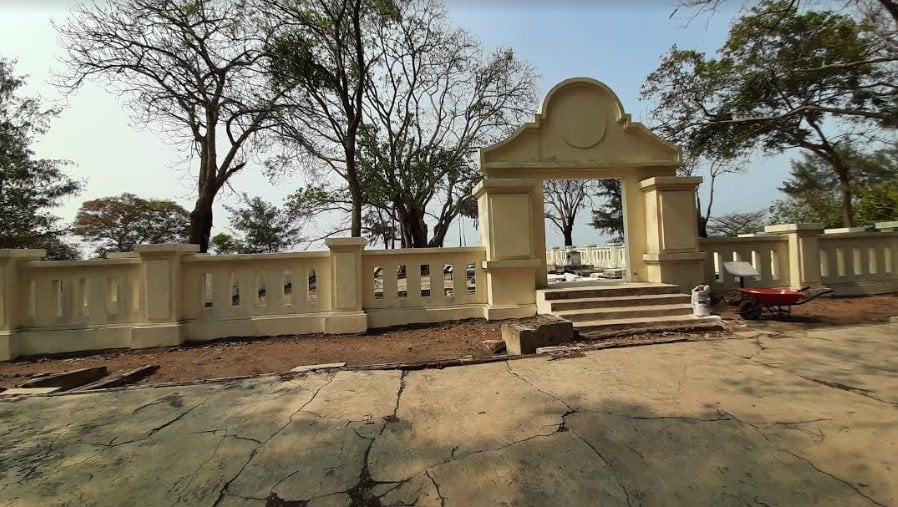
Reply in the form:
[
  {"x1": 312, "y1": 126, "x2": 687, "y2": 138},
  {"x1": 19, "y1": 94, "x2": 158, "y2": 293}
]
[{"x1": 474, "y1": 77, "x2": 705, "y2": 319}]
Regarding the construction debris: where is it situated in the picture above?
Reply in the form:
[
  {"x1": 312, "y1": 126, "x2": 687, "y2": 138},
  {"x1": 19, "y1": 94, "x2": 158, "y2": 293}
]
[
  {"x1": 290, "y1": 362, "x2": 346, "y2": 373},
  {"x1": 17, "y1": 367, "x2": 108, "y2": 390},
  {"x1": 72, "y1": 365, "x2": 160, "y2": 391},
  {"x1": 0, "y1": 387, "x2": 62, "y2": 397}
]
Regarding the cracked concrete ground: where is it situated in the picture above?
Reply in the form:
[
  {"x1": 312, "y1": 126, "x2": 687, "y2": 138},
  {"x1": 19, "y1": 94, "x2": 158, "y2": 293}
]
[{"x1": 1, "y1": 322, "x2": 897, "y2": 506}]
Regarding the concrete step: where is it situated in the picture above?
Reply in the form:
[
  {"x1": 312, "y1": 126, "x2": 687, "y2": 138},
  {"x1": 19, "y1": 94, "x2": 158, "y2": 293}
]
[
  {"x1": 539, "y1": 283, "x2": 681, "y2": 302},
  {"x1": 556, "y1": 304, "x2": 694, "y2": 322},
  {"x1": 573, "y1": 314, "x2": 722, "y2": 334},
  {"x1": 547, "y1": 293, "x2": 691, "y2": 312}
]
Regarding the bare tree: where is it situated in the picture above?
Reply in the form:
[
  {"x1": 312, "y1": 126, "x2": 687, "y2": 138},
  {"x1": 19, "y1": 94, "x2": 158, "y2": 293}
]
[
  {"x1": 56, "y1": 0, "x2": 286, "y2": 252},
  {"x1": 263, "y1": 0, "x2": 399, "y2": 238},
  {"x1": 706, "y1": 209, "x2": 767, "y2": 237},
  {"x1": 359, "y1": 0, "x2": 537, "y2": 247},
  {"x1": 544, "y1": 180, "x2": 595, "y2": 247}
]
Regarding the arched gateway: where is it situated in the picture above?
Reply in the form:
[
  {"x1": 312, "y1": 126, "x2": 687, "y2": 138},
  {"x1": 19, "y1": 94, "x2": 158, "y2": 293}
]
[{"x1": 474, "y1": 77, "x2": 705, "y2": 319}]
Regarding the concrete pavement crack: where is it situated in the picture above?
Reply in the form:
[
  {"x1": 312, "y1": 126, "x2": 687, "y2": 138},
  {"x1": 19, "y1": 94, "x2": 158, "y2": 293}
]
[
  {"x1": 425, "y1": 470, "x2": 446, "y2": 507},
  {"x1": 342, "y1": 370, "x2": 408, "y2": 505},
  {"x1": 211, "y1": 374, "x2": 337, "y2": 506},
  {"x1": 717, "y1": 409, "x2": 887, "y2": 507},
  {"x1": 504, "y1": 361, "x2": 578, "y2": 414},
  {"x1": 607, "y1": 412, "x2": 732, "y2": 423},
  {"x1": 171, "y1": 433, "x2": 229, "y2": 505},
  {"x1": 777, "y1": 447, "x2": 887, "y2": 507},
  {"x1": 720, "y1": 348, "x2": 898, "y2": 408},
  {"x1": 146, "y1": 394, "x2": 213, "y2": 438},
  {"x1": 566, "y1": 427, "x2": 633, "y2": 507}
]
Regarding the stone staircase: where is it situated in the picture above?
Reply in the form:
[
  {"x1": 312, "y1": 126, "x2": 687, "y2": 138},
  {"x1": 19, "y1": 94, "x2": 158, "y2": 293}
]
[{"x1": 536, "y1": 282, "x2": 722, "y2": 336}]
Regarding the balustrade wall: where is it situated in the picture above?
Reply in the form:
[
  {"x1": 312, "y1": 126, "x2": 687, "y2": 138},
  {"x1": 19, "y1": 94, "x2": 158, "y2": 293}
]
[{"x1": 0, "y1": 243, "x2": 488, "y2": 359}]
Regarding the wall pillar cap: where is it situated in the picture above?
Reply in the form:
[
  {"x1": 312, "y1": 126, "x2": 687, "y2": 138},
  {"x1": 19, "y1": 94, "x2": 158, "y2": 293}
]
[
  {"x1": 325, "y1": 237, "x2": 368, "y2": 249},
  {"x1": 134, "y1": 244, "x2": 200, "y2": 254},
  {"x1": 472, "y1": 178, "x2": 540, "y2": 197},
  {"x1": 0, "y1": 249, "x2": 46, "y2": 259},
  {"x1": 639, "y1": 176, "x2": 702, "y2": 190},
  {"x1": 823, "y1": 227, "x2": 869, "y2": 234},
  {"x1": 764, "y1": 223, "x2": 823, "y2": 234}
]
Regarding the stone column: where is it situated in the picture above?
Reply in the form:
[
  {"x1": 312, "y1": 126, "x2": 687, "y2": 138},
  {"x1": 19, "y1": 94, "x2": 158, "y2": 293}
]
[
  {"x1": 0, "y1": 249, "x2": 45, "y2": 360},
  {"x1": 473, "y1": 178, "x2": 542, "y2": 319},
  {"x1": 764, "y1": 223, "x2": 824, "y2": 289},
  {"x1": 324, "y1": 238, "x2": 368, "y2": 333},
  {"x1": 640, "y1": 176, "x2": 707, "y2": 290},
  {"x1": 130, "y1": 244, "x2": 199, "y2": 349}
]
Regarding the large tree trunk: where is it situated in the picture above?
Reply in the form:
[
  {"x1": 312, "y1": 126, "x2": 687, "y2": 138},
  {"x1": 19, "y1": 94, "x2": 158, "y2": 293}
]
[
  {"x1": 345, "y1": 146, "x2": 363, "y2": 237},
  {"x1": 837, "y1": 172, "x2": 854, "y2": 228},
  {"x1": 831, "y1": 156, "x2": 854, "y2": 227},
  {"x1": 562, "y1": 223, "x2": 574, "y2": 247},
  {"x1": 429, "y1": 220, "x2": 450, "y2": 248},
  {"x1": 190, "y1": 137, "x2": 217, "y2": 253},
  {"x1": 399, "y1": 207, "x2": 428, "y2": 248},
  {"x1": 189, "y1": 196, "x2": 214, "y2": 253}
]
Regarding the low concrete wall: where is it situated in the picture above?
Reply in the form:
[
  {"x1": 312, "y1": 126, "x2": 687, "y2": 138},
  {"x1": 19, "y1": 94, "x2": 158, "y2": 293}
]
[
  {"x1": 0, "y1": 242, "x2": 492, "y2": 360},
  {"x1": 699, "y1": 223, "x2": 898, "y2": 296}
]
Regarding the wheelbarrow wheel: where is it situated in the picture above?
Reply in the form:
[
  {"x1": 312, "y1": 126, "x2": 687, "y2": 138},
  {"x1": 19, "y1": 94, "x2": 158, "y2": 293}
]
[{"x1": 738, "y1": 299, "x2": 763, "y2": 320}]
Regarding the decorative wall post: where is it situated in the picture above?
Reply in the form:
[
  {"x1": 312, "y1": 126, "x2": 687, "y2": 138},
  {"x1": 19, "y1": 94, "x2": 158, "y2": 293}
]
[
  {"x1": 324, "y1": 238, "x2": 368, "y2": 333},
  {"x1": 130, "y1": 244, "x2": 199, "y2": 349},
  {"x1": 764, "y1": 223, "x2": 824, "y2": 289},
  {"x1": 640, "y1": 176, "x2": 707, "y2": 290},
  {"x1": 0, "y1": 249, "x2": 45, "y2": 361},
  {"x1": 473, "y1": 179, "x2": 542, "y2": 319}
]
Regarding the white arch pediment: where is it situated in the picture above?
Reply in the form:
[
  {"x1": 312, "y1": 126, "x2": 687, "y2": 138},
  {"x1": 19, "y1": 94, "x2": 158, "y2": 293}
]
[{"x1": 479, "y1": 77, "x2": 682, "y2": 177}]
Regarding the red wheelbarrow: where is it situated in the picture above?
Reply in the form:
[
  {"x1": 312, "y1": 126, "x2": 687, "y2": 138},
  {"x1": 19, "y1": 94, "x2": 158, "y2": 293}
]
[{"x1": 737, "y1": 286, "x2": 834, "y2": 320}]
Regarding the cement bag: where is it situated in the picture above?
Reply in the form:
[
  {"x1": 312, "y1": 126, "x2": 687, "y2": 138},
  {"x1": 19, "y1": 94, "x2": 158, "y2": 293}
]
[{"x1": 691, "y1": 285, "x2": 711, "y2": 317}]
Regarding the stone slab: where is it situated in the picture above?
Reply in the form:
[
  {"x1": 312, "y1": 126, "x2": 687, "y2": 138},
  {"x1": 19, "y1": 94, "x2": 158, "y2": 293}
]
[
  {"x1": 1, "y1": 323, "x2": 897, "y2": 505},
  {"x1": 18, "y1": 366, "x2": 108, "y2": 390},
  {"x1": 1, "y1": 387, "x2": 61, "y2": 396},
  {"x1": 501, "y1": 318, "x2": 574, "y2": 355},
  {"x1": 290, "y1": 362, "x2": 347, "y2": 373}
]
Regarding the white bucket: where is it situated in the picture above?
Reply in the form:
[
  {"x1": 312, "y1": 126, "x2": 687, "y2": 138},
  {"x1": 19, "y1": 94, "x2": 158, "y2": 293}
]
[{"x1": 691, "y1": 285, "x2": 711, "y2": 317}]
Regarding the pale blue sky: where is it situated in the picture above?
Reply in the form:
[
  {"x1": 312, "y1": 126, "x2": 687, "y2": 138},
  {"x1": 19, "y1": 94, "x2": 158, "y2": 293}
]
[{"x1": 0, "y1": 0, "x2": 792, "y2": 250}]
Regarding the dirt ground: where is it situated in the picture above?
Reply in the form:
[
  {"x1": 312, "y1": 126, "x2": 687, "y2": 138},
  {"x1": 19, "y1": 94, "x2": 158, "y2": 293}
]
[
  {"x1": 713, "y1": 292, "x2": 898, "y2": 333},
  {"x1": 1, "y1": 294, "x2": 895, "y2": 389},
  {"x1": 0, "y1": 320, "x2": 502, "y2": 389}
]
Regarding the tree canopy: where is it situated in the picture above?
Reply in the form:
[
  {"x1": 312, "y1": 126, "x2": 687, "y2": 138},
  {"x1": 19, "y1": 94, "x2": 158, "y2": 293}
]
[
  {"x1": 643, "y1": 0, "x2": 897, "y2": 227},
  {"x1": 0, "y1": 58, "x2": 80, "y2": 259},
  {"x1": 357, "y1": 0, "x2": 537, "y2": 247},
  {"x1": 223, "y1": 194, "x2": 306, "y2": 254},
  {"x1": 71, "y1": 193, "x2": 191, "y2": 256},
  {"x1": 590, "y1": 180, "x2": 625, "y2": 243},
  {"x1": 57, "y1": 0, "x2": 286, "y2": 253},
  {"x1": 769, "y1": 144, "x2": 898, "y2": 227}
]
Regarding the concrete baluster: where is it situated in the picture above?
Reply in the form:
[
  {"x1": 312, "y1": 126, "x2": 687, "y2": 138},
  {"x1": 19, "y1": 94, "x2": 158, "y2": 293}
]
[{"x1": 0, "y1": 249, "x2": 45, "y2": 360}]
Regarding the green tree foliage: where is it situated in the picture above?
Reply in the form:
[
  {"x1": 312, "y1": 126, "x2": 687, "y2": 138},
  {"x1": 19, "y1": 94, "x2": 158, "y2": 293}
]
[
  {"x1": 590, "y1": 180, "x2": 625, "y2": 243},
  {"x1": 57, "y1": 0, "x2": 285, "y2": 253},
  {"x1": 357, "y1": 0, "x2": 537, "y2": 248},
  {"x1": 224, "y1": 195, "x2": 305, "y2": 253},
  {"x1": 71, "y1": 193, "x2": 190, "y2": 256},
  {"x1": 264, "y1": 0, "x2": 400, "y2": 238},
  {"x1": 769, "y1": 145, "x2": 898, "y2": 227},
  {"x1": 210, "y1": 233, "x2": 243, "y2": 255},
  {"x1": 0, "y1": 58, "x2": 80, "y2": 259},
  {"x1": 643, "y1": 0, "x2": 896, "y2": 227},
  {"x1": 268, "y1": 0, "x2": 535, "y2": 247}
]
